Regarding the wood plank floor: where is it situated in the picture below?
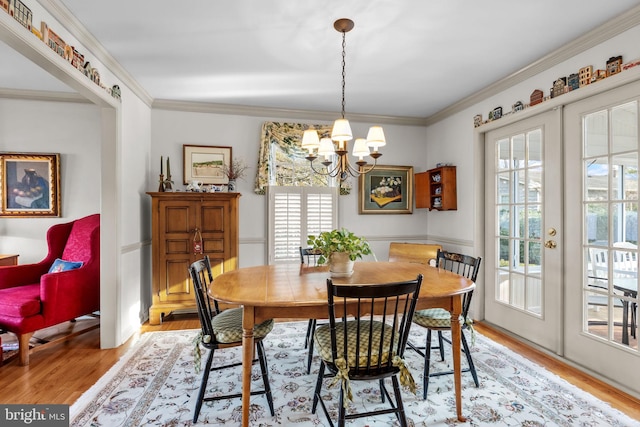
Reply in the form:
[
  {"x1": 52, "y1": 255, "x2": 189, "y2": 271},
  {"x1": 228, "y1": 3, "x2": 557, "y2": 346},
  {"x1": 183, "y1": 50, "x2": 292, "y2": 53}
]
[{"x1": 0, "y1": 315, "x2": 638, "y2": 421}]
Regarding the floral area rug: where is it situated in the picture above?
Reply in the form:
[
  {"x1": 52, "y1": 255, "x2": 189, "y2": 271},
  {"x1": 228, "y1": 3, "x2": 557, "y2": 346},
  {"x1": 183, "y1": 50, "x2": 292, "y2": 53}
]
[{"x1": 70, "y1": 321, "x2": 639, "y2": 426}]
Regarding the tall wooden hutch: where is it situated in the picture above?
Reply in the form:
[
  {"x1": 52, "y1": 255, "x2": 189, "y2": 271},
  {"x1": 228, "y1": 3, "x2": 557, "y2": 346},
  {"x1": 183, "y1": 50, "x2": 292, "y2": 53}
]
[{"x1": 147, "y1": 192, "x2": 240, "y2": 324}]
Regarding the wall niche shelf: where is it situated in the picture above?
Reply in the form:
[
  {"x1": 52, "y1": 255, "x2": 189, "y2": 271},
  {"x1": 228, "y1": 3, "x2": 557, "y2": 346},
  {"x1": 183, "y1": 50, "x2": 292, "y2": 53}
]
[{"x1": 416, "y1": 166, "x2": 457, "y2": 211}]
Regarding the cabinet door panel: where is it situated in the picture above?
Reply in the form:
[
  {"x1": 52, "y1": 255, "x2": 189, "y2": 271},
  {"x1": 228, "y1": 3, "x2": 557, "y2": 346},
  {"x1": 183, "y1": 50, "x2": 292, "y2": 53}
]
[
  {"x1": 201, "y1": 205, "x2": 225, "y2": 232},
  {"x1": 164, "y1": 206, "x2": 192, "y2": 233},
  {"x1": 160, "y1": 258, "x2": 192, "y2": 302},
  {"x1": 166, "y1": 238, "x2": 190, "y2": 254}
]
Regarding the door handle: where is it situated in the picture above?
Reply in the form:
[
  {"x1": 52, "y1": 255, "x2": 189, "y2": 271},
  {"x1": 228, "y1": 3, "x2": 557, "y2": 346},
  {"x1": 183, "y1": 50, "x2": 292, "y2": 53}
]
[{"x1": 544, "y1": 240, "x2": 557, "y2": 249}]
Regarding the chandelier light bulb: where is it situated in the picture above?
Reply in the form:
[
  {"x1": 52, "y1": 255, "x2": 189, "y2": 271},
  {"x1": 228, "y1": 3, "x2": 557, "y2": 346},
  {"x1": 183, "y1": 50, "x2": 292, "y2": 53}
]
[{"x1": 352, "y1": 138, "x2": 369, "y2": 160}]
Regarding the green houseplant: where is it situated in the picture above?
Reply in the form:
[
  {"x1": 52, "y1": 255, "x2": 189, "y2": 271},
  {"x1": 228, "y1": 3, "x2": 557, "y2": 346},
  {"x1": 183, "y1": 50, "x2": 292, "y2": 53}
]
[{"x1": 307, "y1": 228, "x2": 372, "y2": 277}]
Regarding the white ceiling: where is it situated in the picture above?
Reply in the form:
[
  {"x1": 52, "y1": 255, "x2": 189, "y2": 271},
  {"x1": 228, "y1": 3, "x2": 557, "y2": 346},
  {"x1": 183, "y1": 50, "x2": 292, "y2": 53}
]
[{"x1": 4, "y1": 1, "x2": 640, "y2": 119}]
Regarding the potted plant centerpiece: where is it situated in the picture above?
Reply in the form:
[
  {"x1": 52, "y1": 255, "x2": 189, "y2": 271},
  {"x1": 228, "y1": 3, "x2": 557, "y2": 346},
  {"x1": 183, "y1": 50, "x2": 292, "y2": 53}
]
[{"x1": 307, "y1": 228, "x2": 372, "y2": 277}]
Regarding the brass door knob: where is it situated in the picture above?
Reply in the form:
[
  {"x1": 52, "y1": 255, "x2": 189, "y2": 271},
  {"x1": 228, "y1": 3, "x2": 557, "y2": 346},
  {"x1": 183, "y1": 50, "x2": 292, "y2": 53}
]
[{"x1": 544, "y1": 240, "x2": 557, "y2": 249}]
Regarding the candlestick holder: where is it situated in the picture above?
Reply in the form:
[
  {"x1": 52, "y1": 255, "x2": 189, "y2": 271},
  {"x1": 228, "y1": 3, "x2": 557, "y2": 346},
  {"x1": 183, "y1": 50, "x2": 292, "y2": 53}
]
[
  {"x1": 158, "y1": 174, "x2": 165, "y2": 192},
  {"x1": 164, "y1": 173, "x2": 173, "y2": 191}
]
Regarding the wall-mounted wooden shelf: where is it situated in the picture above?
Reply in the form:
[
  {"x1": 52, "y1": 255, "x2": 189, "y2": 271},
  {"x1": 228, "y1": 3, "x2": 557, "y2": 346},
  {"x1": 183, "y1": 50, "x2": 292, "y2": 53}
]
[{"x1": 415, "y1": 166, "x2": 457, "y2": 211}]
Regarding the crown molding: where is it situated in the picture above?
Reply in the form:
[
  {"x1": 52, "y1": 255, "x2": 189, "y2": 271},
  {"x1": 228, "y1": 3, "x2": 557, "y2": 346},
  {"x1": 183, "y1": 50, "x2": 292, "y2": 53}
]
[
  {"x1": 38, "y1": 0, "x2": 154, "y2": 107},
  {"x1": 152, "y1": 99, "x2": 427, "y2": 126},
  {"x1": 424, "y1": 4, "x2": 640, "y2": 126}
]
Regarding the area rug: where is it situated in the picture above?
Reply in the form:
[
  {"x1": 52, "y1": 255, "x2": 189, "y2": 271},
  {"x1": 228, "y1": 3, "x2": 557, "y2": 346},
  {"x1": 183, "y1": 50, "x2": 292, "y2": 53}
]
[{"x1": 70, "y1": 321, "x2": 639, "y2": 426}]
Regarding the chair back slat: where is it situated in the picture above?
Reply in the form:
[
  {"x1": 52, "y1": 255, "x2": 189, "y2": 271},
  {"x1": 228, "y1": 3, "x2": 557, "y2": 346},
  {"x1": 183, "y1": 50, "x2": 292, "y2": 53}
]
[
  {"x1": 435, "y1": 250, "x2": 482, "y2": 318},
  {"x1": 326, "y1": 275, "x2": 423, "y2": 377}
]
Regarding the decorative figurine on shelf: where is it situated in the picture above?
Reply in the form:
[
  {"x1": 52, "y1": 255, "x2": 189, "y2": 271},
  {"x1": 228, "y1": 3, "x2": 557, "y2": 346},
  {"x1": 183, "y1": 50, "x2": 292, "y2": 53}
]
[
  {"x1": 473, "y1": 114, "x2": 483, "y2": 127},
  {"x1": 492, "y1": 106, "x2": 503, "y2": 120},
  {"x1": 512, "y1": 101, "x2": 524, "y2": 113},
  {"x1": 530, "y1": 89, "x2": 544, "y2": 106},
  {"x1": 567, "y1": 73, "x2": 580, "y2": 91},
  {"x1": 551, "y1": 77, "x2": 567, "y2": 98},
  {"x1": 579, "y1": 65, "x2": 593, "y2": 87},
  {"x1": 606, "y1": 55, "x2": 623, "y2": 77}
]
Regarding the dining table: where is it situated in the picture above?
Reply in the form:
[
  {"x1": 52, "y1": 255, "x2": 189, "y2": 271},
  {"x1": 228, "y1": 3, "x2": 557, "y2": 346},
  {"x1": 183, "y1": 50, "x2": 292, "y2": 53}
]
[{"x1": 209, "y1": 261, "x2": 476, "y2": 427}]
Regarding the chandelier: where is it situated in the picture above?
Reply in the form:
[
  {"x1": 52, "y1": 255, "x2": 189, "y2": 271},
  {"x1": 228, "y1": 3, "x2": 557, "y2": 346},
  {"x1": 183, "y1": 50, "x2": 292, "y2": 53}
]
[{"x1": 302, "y1": 18, "x2": 385, "y2": 181}]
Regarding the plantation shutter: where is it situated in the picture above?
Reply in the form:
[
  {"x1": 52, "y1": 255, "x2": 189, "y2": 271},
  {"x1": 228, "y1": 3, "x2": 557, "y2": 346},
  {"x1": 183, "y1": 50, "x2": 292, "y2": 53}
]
[{"x1": 268, "y1": 186, "x2": 338, "y2": 263}]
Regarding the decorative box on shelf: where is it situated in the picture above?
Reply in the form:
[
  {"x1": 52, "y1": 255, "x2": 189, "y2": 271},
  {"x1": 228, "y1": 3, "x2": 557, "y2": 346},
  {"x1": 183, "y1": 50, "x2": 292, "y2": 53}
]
[{"x1": 415, "y1": 165, "x2": 457, "y2": 211}]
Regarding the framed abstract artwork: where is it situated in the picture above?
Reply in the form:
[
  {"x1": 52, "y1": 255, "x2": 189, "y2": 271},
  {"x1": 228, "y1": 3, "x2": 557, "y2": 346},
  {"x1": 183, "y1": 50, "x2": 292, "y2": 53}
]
[
  {"x1": 183, "y1": 144, "x2": 232, "y2": 185},
  {"x1": 0, "y1": 152, "x2": 61, "y2": 217},
  {"x1": 358, "y1": 165, "x2": 413, "y2": 214}
]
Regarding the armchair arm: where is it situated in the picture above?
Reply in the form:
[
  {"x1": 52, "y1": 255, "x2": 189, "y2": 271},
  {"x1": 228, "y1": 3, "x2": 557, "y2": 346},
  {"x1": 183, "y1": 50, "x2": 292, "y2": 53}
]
[
  {"x1": 40, "y1": 264, "x2": 100, "y2": 326},
  {"x1": 0, "y1": 262, "x2": 51, "y2": 290}
]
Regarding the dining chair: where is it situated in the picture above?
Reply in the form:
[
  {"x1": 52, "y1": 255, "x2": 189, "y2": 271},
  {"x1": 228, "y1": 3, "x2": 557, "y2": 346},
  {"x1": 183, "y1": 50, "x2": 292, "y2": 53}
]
[
  {"x1": 408, "y1": 249, "x2": 481, "y2": 399},
  {"x1": 189, "y1": 256, "x2": 275, "y2": 423},
  {"x1": 312, "y1": 274, "x2": 423, "y2": 427},
  {"x1": 388, "y1": 242, "x2": 442, "y2": 266},
  {"x1": 587, "y1": 247, "x2": 637, "y2": 343},
  {"x1": 300, "y1": 246, "x2": 322, "y2": 373}
]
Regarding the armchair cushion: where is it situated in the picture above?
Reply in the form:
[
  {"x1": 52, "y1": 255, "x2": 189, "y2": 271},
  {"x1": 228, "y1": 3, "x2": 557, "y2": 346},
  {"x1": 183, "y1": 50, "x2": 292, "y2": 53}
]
[
  {"x1": 0, "y1": 284, "x2": 40, "y2": 317},
  {"x1": 48, "y1": 258, "x2": 84, "y2": 274}
]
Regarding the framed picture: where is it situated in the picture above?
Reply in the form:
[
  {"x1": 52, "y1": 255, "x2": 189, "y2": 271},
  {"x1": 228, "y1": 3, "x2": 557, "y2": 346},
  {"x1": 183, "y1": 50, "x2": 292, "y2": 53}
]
[
  {"x1": 183, "y1": 145, "x2": 232, "y2": 185},
  {"x1": 358, "y1": 165, "x2": 413, "y2": 214},
  {"x1": 0, "y1": 152, "x2": 61, "y2": 217}
]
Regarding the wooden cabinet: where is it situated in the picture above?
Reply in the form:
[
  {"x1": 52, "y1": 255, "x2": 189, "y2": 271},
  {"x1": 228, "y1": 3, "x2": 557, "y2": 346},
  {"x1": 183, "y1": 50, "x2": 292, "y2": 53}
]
[
  {"x1": 147, "y1": 192, "x2": 240, "y2": 324},
  {"x1": 415, "y1": 166, "x2": 457, "y2": 211},
  {"x1": 0, "y1": 254, "x2": 18, "y2": 266}
]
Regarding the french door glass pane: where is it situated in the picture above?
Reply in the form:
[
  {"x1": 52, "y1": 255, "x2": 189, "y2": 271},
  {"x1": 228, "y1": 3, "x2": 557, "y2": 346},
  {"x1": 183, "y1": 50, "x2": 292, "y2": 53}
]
[
  {"x1": 582, "y1": 101, "x2": 639, "y2": 350},
  {"x1": 494, "y1": 127, "x2": 546, "y2": 317}
]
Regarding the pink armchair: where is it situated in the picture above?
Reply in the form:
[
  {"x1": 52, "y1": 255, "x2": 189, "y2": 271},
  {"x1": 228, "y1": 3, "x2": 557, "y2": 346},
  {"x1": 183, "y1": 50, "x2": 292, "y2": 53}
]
[{"x1": 0, "y1": 214, "x2": 100, "y2": 365}]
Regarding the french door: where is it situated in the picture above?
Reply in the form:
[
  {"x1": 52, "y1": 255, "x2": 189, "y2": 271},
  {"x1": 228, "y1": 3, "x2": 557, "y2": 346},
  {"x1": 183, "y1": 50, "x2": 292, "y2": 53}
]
[
  {"x1": 564, "y1": 80, "x2": 640, "y2": 394},
  {"x1": 484, "y1": 109, "x2": 563, "y2": 353}
]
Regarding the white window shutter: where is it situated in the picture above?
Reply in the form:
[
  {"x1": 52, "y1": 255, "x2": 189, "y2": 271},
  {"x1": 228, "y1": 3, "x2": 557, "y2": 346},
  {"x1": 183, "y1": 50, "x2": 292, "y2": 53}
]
[{"x1": 268, "y1": 187, "x2": 337, "y2": 264}]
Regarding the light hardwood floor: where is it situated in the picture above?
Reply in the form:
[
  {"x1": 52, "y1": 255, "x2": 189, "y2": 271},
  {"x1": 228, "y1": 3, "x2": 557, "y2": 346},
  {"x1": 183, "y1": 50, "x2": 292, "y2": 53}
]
[{"x1": 0, "y1": 315, "x2": 638, "y2": 421}]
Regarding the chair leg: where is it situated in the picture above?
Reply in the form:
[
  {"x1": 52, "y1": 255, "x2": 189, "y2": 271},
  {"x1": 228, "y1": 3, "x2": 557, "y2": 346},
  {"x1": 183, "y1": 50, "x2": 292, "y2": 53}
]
[
  {"x1": 306, "y1": 320, "x2": 316, "y2": 374},
  {"x1": 256, "y1": 341, "x2": 275, "y2": 416},
  {"x1": 18, "y1": 332, "x2": 33, "y2": 366},
  {"x1": 391, "y1": 375, "x2": 408, "y2": 427},
  {"x1": 305, "y1": 319, "x2": 315, "y2": 349},
  {"x1": 337, "y1": 383, "x2": 346, "y2": 427},
  {"x1": 437, "y1": 331, "x2": 445, "y2": 361},
  {"x1": 422, "y1": 329, "x2": 433, "y2": 400},
  {"x1": 312, "y1": 361, "x2": 325, "y2": 413},
  {"x1": 193, "y1": 348, "x2": 215, "y2": 423},
  {"x1": 461, "y1": 330, "x2": 479, "y2": 387}
]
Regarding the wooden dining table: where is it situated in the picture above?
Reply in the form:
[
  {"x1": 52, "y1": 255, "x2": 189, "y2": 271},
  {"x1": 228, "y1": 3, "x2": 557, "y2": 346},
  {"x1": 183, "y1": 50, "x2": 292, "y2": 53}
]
[{"x1": 210, "y1": 261, "x2": 475, "y2": 427}]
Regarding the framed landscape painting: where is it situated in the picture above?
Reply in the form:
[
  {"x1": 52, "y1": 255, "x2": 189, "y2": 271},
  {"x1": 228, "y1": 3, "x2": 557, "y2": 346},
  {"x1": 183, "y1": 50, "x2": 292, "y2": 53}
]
[
  {"x1": 358, "y1": 165, "x2": 413, "y2": 214},
  {"x1": 0, "y1": 152, "x2": 61, "y2": 217},
  {"x1": 183, "y1": 145, "x2": 231, "y2": 185}
]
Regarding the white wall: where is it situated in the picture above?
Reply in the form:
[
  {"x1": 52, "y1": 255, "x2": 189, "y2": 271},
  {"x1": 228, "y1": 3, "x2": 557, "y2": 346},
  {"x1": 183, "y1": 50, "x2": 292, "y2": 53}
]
[
  {"x1": 0, "y1": 98, "x2": 101, "y2": 263},
  {"x1": 150, "y1": 109, "x2": 429, "y2": 265}
]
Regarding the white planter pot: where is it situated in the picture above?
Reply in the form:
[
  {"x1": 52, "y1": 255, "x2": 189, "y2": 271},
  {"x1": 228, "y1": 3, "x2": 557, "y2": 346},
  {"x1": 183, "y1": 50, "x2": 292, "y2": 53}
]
[{"x1": 329, "y1": 252, "x2": 355, "y2": 277}]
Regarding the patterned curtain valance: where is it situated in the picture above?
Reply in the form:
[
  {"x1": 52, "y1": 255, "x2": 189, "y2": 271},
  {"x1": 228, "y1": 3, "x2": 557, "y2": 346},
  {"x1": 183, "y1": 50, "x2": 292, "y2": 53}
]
[{"x1": 254, "y1": 121, "x2": 332, "y2": 195}]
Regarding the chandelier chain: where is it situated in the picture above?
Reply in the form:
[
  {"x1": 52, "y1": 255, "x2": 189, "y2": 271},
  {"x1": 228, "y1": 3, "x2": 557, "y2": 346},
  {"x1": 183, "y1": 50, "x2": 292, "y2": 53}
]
[{"x1": 340, "y1": 30, "x2": 347, "y2": 119}]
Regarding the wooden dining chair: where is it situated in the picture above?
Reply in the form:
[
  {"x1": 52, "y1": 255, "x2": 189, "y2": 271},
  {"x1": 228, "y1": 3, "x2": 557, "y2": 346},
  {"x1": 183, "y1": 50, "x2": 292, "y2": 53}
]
[
  {"x1": 408, "y1": 249, "x2": 481, "y2": 399},
  {"x1": 388, "y1": 242, "x2": 442, "y2": 266},
  {"x1": 312, "y1": 274, "x2": 423, "y2": 427},
  {"x1": 189, "y1": 257, "x2": 275, "y2": 422}
]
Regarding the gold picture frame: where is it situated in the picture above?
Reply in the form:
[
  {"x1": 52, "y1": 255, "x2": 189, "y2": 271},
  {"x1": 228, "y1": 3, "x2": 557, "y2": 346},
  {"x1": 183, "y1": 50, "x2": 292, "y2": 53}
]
[
  {"x1": 358, "y1": 165, "x2": 413, "y2": 214},
  {"x1": 0, "y1": 152, "x2": 61, "y2": 217},
  {"x1": 183, "y1": 144, "x2": 232, "y2": 185}
]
